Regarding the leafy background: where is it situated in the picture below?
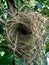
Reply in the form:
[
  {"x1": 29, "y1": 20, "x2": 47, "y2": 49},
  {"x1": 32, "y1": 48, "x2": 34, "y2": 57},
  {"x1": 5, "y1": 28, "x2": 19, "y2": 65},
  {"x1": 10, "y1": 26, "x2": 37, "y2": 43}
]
[{"x1": 0, "y1": 0, "x2": 49, "y2": 65}]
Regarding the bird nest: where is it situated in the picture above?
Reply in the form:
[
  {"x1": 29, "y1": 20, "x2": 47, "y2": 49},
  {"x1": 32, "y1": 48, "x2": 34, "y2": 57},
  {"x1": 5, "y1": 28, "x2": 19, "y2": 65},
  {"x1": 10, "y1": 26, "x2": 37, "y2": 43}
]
[{"x1": 0, "y1": 1, "x2": 49, "y2": 65}]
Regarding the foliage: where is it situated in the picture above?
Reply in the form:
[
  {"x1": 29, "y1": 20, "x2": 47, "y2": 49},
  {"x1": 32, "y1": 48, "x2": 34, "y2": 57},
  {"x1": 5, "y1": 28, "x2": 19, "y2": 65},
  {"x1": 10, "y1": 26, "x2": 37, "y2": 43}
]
[
  {"x1": 45, "y1": 40, "x2": 49, "y2": 53},
  {"x1": 13, "y1": 0, "x2": 49, "y2": 17}
]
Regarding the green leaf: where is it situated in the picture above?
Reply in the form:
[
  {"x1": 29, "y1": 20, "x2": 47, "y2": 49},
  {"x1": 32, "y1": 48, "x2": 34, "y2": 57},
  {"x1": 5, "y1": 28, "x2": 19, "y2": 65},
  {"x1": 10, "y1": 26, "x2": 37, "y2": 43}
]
[
  {"x1": 0, "y1": 45, "x2": 13, "y2": 65},
  {"x1": 45, "y1": 40, "x2": 49, "y2": 53},
  {"x1": 14, "y1": 0, "x2": 22, "y2": 10},
  {"x1": 0, "y1": 51, "x2": 5, "y2": 56},
  {"x1": 0, "y1": 54, "x2": 13, "y2": 65}
]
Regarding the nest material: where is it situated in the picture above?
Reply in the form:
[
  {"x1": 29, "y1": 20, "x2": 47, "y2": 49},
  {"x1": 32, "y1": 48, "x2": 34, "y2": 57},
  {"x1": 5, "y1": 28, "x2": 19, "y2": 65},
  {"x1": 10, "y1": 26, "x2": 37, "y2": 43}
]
[
  {"x1": 6, "y1": 11, "x2": 48, "y2": 64},
  {"x1": 0, "y1": 1, "x2": 49, "y2": 65}
]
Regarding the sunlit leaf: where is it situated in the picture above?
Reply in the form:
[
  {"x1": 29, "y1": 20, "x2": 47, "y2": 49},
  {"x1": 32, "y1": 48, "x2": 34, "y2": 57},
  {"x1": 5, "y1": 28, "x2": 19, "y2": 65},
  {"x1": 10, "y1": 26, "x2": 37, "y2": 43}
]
[{"x1": 0, "y1": 51, "x2": 5, "y2": 57}]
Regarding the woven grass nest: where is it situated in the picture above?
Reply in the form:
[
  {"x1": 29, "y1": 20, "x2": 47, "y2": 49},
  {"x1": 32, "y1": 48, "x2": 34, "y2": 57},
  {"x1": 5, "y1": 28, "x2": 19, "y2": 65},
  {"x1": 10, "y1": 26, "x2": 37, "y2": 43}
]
[{"x1": 1, "y1": 1, "x2": 49, "y2": 65}]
